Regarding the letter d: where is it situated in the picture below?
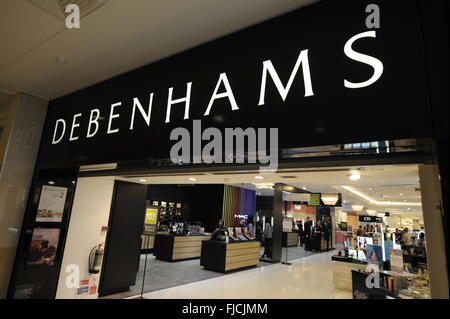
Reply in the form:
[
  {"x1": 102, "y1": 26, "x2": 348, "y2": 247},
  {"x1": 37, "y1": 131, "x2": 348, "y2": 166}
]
[{"x1": 52, "y1": 119, "x2": 66, "y2": 144}]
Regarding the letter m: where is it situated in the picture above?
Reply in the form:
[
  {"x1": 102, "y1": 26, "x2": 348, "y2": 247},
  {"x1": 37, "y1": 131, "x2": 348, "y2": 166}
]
[
  {"x1": 246, "y1": 304, "x2": 257, "y2": 314},
  {"x1": 258, "y1": 49, "x2": 314, "y2": 106}
]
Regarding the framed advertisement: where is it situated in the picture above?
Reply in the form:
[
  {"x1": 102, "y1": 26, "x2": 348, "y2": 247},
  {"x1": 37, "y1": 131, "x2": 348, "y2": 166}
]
[
  {"x1": 26, "y1": 228, "x2": 60, "y2": 267},
  {"x1": 282, "y1": 217, "x2": 294, "y2": 232},
  {"x1": 143, "y1": 206, "x2": 159, "y2": 236},
  {"x1": 308, "y1": 193, "x2": 321, "y2": 206},
  {"x1": 35, "y1": 185, "x2": 67, "y2": 222},
  {"x1": 390, "y1": 249, "x2": 404, "y2": 272}
]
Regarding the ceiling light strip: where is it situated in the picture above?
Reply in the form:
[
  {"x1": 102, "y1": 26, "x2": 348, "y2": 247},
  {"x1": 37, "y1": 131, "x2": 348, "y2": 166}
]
[{"x1": 340, "y1": 186, "x2": 421, "y2": 207}]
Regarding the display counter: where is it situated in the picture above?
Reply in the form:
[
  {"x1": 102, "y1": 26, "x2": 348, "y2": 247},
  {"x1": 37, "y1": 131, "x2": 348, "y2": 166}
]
[
  {"x1": 154, "y1": 233, "x2": 211, "y2": 261},
  {"x1": 283, "y1": 232, "x2": 299, "y2": 247},
  {"x1": 331, "y1": 256, "x2": 367, "y2": 291},
  {"x1": 141, "y1": 235, "x2": 155, "y2": 251},
  {"x1": 354, "y1": 270, "x2": 429, "y2": 299},
  {"x1": 351, "y1": 270, "x2": 399, "y2": 299},
  {"x1": 200, "y1": 240, "x2": 260, "y2": 272}
]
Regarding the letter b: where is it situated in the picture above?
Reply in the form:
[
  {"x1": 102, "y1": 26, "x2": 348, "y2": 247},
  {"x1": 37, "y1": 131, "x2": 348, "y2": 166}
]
[{"x1": 87, "y1": 109, "x2": 100, "y2": 138}]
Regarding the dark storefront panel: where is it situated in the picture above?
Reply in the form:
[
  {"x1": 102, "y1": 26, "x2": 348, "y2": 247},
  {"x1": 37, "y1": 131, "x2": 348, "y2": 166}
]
[
  {"x1": 99, "y1": 181, "x2": 147, "y2": 297},
  {"x1": 38, "y1": 0, "x2": 433, "y2": 169}
]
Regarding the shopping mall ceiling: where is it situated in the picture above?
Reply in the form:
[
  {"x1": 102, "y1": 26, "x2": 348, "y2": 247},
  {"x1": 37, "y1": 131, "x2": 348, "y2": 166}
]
[
  {"x1": 0, "y1": 0, "x2": 316, "y2": 100},
  {"x1": 116, "y1": 164, "x2": 423, "y2": 217}
]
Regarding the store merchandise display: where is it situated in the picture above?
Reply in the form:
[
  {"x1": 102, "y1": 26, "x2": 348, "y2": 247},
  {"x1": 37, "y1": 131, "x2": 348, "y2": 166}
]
[
  {"x1": 235, "y1": 227, "x2": 248, "y2": 241},
  {"x1": 226, "y1": 227, "x2": 258, "y2": 242},
  {"x1": 187, "y1": 224, "x2": 205, "y2": 236},
  {"x1": 227, "y1": 227, "x2": 240, "y2": 242},
  {"x1": 333, "y1": 213, "x2": 430, "y2": 299},
  {"x1": 243, "y1": 227, "x2": 255, "y2": 240}
]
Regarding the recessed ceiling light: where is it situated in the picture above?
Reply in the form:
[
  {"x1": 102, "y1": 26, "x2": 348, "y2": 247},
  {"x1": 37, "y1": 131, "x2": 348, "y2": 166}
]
[
  {"x1": 400, "y1": 193, "x2": 404, "y2": 196},
  {"x1": 48, "y1": 181, "x2": 55, "y2": 185},
  {"x1": 188, "y1": 177, "x2": 197, "y2": 181},
  {"x1": 254, "y1": 176, "x2": 264, "y2": 180},
  {"x1": 55, "y1": 56, "x2": 67, "y2": 64},
  {"x1": 349, "y1": 173, "x2": 361, "y2": 181},
  {"x1": 369, "y1": 187, "x2": 373, "y2": 190},
  {"x1": 139, "y1": 179, "x2": 147, "y2": 182},
  {"x1": 302, "y1": 186, "x2": 307, "y2": 190}
]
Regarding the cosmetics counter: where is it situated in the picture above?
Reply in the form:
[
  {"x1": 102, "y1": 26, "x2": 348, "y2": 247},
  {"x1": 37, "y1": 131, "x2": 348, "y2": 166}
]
[
  {"x1": 282, "y1": 232, "x2": 299, "y2": 247},
  {"x1": 332, "y1": 229, "x2": 430, "y2": 299},
  {"x1": 200, "y1": 225, "x2": 260, "y2": 272},
  {"x1": 200, "y1": 241, "x2": 260, "y2": 272},
  {"x1": 154, "y1": 233, "x2": 212, "y2": 261}
]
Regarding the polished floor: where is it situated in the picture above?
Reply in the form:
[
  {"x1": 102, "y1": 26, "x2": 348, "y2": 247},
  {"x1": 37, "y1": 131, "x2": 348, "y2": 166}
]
[
  {"x1": 130, "y1": 250, "x2": 351, "y2": 299},
  {"x1": 127, "y1": 245, "x2": 316, "y2": 296}
]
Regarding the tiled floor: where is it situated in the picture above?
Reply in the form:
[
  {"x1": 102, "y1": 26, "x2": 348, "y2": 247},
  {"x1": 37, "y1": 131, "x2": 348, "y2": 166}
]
[
  {"x1": 129, "y1": 250, "x2": 352, "y2": 299},
  {"x1": 126, "y1": 245, "x2": 317, "y2": 297}
]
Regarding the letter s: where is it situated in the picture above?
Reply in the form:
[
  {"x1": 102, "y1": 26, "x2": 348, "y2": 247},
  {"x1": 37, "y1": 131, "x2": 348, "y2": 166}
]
[{"x1": 344, "y1": 31, "x2": 383, "y2": 88}]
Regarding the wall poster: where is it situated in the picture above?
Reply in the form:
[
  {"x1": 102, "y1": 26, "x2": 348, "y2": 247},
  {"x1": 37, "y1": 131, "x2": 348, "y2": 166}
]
[
  {"x1": 390, "y1": 249, "x2": 404, "y2": 273},
  {"x1": 26, "y1": 228, "x2": 60, "y2": 267},
  {"x1": 35, "y1": 185, "x2": 67, "y2": 222},
  {"x1": 282, "y1": 217, "x2": 294, "y2": 233}
]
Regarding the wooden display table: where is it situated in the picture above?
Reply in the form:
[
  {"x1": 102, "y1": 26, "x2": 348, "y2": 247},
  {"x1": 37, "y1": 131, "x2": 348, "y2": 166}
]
[
  {"x1": 200, "y1": 240, "x2": 260, "y2": 272},
  {"x1": 283, "y1": 232, "x2": 299, "y2": 247},
  {"x1": 331, "y1": 256, "x2": 367, "y2": 291},
  {"x1": 154, "y1": 234, "x2": 211, "y2": 261}
]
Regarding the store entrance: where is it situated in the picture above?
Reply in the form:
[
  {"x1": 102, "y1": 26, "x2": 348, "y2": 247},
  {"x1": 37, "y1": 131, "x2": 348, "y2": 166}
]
[{"x1": 83, "y1": 163, "x2": 435, "y2": 299}]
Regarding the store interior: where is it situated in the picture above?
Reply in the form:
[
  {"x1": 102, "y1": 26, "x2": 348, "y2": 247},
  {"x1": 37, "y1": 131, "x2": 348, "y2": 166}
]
[{"x1": 89, "y1": 163, "x2": 429, "y2": 299}]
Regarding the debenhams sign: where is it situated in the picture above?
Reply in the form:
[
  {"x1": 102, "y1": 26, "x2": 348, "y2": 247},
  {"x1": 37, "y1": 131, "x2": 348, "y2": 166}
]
[{"x1": 51, "y1": 30, "x2": 383, "y2": 145}]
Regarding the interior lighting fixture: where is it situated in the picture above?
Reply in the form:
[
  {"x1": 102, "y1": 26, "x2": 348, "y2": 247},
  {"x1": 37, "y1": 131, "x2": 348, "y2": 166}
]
[
  {"x1": 349, "y1": 173, "x2": 361, "y2": 181},
  {"x1": 340, "y1": 186, "x2": 421, "y2": 207}
]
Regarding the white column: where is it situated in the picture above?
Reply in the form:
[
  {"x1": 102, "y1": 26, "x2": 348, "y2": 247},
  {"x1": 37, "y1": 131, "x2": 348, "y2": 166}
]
[{"x1": 418, "y1": 164, "x2": 449, "y2": 298}]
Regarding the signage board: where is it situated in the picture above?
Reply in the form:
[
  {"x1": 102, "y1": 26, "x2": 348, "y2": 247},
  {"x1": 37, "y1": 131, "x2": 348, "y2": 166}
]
[
  {"x1": 308, "y1": 193, "x2": 321, "y2": 206},
  {"x1": 143, "y1": 205, "x2": 159, "y2": 236},
  {"x1": 359, "y1": 215, "x2": 382, "y2": 223},
  {"x1": 37, "y1": 0, "x2": 432, "y2": 169}
]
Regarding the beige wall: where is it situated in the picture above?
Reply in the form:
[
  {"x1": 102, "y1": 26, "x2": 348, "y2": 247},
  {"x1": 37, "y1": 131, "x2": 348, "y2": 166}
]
[
  {"x1": 55, "y1": 177, "x2": 115, "y2": 299},
  {"x1": 0, "y1": 92, "x2": 48, "y2": 298}
]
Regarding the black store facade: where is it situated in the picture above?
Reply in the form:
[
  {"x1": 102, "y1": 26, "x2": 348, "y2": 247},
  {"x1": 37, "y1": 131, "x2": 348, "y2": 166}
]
[{"x1": 7, "y1": 0, "x2": 449, "y2": 299}]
